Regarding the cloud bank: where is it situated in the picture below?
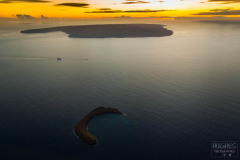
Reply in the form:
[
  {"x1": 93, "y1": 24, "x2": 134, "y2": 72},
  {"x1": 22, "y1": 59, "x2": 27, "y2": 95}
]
[
  {"x1": 194, "y1": 9, "x2": 240, "y2": 15},
  {"x1": 16, "y1": 14, "x2": 34, "y2": 19},
  {"x1": 0, "y1": 0, "x2": 49, "y2": 3},
  {"x1": 122, "y1": 0, "x2": 150, "y2": 4},
  {"x1": 208, "y1": 0, "x2": 240, "y2": 4},
  {"x1": 85, "y1": 9, "x2": 175, "y2": 13},
  {"x1": 55, "y1": 3, "x2": 89, "y2": 7}
]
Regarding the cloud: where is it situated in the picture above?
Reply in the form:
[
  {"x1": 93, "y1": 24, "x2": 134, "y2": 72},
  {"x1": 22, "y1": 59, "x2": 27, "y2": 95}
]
[
  {"x1": 98, "y1": 8, "x2": 112, "y2": 10},
  {"x1": 124, "y1": 9, "x2": 174, "y2": 12},
  {"x1": 16, "y1": 14, "x2": 34, "y2": 19},
  {"x1": 85, "y1": 10, "x2": 122, "y2": 13},
  {"x1": 193, "y1": 8, "x2": 240, "y2": 15},
  {"x1": 207, "y1": 0, "x2": 240, "y2": 4},
  {"x1": 0, "y1": 0, "x2": 11, "y2": 3},
  {"x1": 41, "y1": 15, "x2": 48, "y2": 19},
  {"x1": 85, "y1": 9, "x2": 175, "y2": 13},
  {"x1": 122, "y1": 0, "x2": 150, "y2": 4},
  {"x1": 0, "y1": 0, "x2": 49, "y2": 3},
  {"x1": 55, "y1": 3, "x2": 89, "y2": 7},
  {"x1": 114, "y1": 15, "x2": 131, "y2": 18},
  {"x1": 149, "y1": 16, "x2": 175, "y2": 18}
]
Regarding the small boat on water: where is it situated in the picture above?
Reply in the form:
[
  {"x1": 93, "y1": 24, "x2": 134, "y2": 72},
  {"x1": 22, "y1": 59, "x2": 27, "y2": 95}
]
[{"x1": 57, "y1": 58, "x2": 62, "y2": 61}]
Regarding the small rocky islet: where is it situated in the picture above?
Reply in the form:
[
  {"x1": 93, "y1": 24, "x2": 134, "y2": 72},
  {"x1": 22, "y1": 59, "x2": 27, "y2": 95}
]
[{"x1": 74, "y1": 107, "x2": 123, "y2": 145}]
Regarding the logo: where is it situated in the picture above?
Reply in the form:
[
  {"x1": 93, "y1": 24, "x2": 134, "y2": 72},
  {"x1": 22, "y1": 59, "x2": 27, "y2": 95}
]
[{"x1": 211, "y1": 141, "x2": 238, "y2": 158}]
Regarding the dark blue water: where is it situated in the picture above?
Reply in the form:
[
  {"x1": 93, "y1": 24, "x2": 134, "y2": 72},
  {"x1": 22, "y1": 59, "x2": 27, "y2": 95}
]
[{"x1": 1, "y1": 19, "x2": 240, "y2": 160}]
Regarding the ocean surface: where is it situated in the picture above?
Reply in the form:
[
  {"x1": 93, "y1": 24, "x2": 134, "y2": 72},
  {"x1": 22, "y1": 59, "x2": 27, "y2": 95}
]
[{"x1": 1, "y1": 19, "x2": 240, "y2": 160}]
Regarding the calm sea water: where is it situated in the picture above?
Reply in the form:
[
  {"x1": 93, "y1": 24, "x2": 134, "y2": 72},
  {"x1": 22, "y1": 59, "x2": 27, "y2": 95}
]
[{"x1": 1, "y1": 19, "x2": 240, "y2": 160}]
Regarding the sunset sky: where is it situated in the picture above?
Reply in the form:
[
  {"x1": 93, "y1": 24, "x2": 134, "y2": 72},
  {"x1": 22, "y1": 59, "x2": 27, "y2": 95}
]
[{"x1": 1, "y1": 0, "x2": 240, "y2": 18}]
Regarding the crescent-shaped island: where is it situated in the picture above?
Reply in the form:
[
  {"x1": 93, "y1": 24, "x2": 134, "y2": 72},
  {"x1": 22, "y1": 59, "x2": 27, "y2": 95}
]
[
  {"x1": 21, "y1": 24, "x2": 173, "y2": 38},
  {"x1": 74, "y1": 107, "x2": 123, "y2": 145}
]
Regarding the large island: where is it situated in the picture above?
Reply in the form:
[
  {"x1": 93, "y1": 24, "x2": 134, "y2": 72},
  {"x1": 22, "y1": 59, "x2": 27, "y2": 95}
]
[
  {"x1": 21, "y1": 24, "x2": 173, "y2": 38},
  {"x1": 74, "y1": 107, "x2": 123, "y2": 145}
]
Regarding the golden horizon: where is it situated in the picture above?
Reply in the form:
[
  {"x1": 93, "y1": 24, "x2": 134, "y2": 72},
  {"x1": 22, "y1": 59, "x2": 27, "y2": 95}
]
[{"x1": 1, "y1": 0, "x2": 240, "y2": 18}]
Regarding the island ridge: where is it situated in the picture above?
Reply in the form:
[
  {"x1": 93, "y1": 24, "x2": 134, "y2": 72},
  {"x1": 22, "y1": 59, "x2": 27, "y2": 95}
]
[{"x1": 21, "y1": 24, "x2": 173, "y2": 38}]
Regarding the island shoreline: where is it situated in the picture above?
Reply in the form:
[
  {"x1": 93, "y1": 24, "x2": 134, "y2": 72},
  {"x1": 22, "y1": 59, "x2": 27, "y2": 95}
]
[
  {"x1": 74, "y1": 107, "x2": 123, "y2": 145},
  {"x1": 21, "y1": 24, "x2": 173, "y2": 38}
]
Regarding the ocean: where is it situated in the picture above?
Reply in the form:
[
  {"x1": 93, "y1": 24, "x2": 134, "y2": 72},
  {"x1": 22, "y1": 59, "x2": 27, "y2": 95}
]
[{"x1": 1, "y1": 19, "x2": 240, "y2": 160}]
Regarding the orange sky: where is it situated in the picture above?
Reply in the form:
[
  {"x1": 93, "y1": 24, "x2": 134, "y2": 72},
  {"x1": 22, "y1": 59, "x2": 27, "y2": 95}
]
[{"x1": 1, "y1": 0, "x2": 240, "y2": 18}]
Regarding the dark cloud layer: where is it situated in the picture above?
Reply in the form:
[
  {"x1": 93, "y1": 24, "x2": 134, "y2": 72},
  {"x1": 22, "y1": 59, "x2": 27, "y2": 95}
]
[
  {"x1": 193, "y1": 9, "x2": 240, "y2": 15},
  {"x1": 114, "y1": 15, "x2": 132, "y2": 18},
  {"x1": 56, "y1": 3, "x2": 89, "y2": 7},
  {"x1": 86, "y1": 9, "x2": 175, "y2": 13},
  {"x1": 0, "y1": 0, "x2": 49, "y2": 3},
  {"x1": 149, "y1": 16, "x2": 175, "y2": 18},
  {"x1": 125, "y1": 9, "x2": 174, "y2": 12},
  {"x1": 98, "y1": 8, "x2": 112, "y2": 10},
  {"x1": 208, "y1": 0, "x2": 240, "y2": 4},
  {"x1": 16, "y1": 14, "x2": 34, "y2": 19},
  {"x1": 122, "y1": 1, "x2": 150, "y2": 4},
  {"x1": 41, "y1": 15, "x2": 48, "y2": 19},
  {"x1": 85, "y1": 10, "x2": 122, "y2": 13}
]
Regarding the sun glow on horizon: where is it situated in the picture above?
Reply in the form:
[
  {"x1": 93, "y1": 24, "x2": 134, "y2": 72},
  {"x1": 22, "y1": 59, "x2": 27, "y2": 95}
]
[{"x1": 1, "y1": 0, "x2": 240, "y2": 18}]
